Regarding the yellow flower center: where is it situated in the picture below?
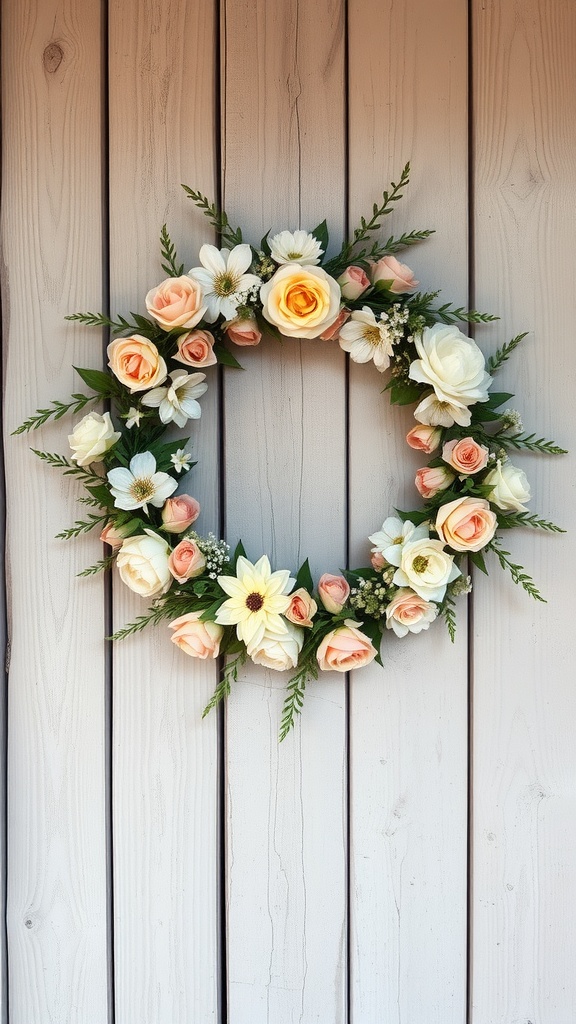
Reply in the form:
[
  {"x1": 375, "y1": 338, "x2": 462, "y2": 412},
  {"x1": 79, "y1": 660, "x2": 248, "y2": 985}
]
[
  {"x1": 363, "y1": 325, "x2": 382, "y2": 346},
  {"x1": 412, "y1": 555, "x2": 429, "y2": 574},
  {"x1": 131, "y1": 477, "x2": 155, "y2": 502},
  {"x1": 246, "y1": 592, "x2": 264, "y2": 612},
  {"x1": 214, "y1": 271, "x2": 239, "y2": 296}
]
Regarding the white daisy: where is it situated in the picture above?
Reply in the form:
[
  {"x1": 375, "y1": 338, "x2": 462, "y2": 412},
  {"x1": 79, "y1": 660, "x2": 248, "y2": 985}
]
[
  {"x1": 338, "y1": 307, "x2": 396, "y2": 371},
  {"x1": 107, "y1": 452, "x2": 177, "y2": 514},
  {"x1": 171, "y1": 448, "x2": 192, "y2": 474},
  {"x1": 269, "y1": 229, "x2": 323, "y2": 266},
  {"x1": 189, "y1": 244, "x2": 261, "y2": 322},
  {"x1": 215, "y1": 554, "x2": 295, "y2": 648},
  {"x1": 368, "y1": 516, "x2": 429, "y2": 567},
  {"x1": 141, "y1": 370, "x2": 208, "y2": 427}
]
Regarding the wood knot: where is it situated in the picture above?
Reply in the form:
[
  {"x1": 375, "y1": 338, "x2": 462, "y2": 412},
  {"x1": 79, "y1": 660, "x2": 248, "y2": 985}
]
[{"x1": 43, "y1": 41, "x2": 64, "y2": 74}]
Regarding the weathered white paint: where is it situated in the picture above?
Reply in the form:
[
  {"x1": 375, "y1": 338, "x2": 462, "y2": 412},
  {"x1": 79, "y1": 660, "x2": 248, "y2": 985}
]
[
  {"x1": 1, "y1": 1, "x2": 109, "y2": 1021},
  {"x1": 0, "y1": 0, "x2": 574, "y2": 1021},
  {"x1": 107, "y1": 1, "x2": 220, "y2": 1021},
  {"x1": 471, "y1": 1, "x2": 576, "y2": 1021}
]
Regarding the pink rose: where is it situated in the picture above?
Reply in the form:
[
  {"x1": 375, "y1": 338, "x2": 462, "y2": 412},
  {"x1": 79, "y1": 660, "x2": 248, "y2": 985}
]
[
  {"x1": 174, "y1": 329, "x2": 217, "y2": 368},
  {"x1": 319, "y1": 306, "x2": 351, "y2": 341},
  {"x1": 406, "y1": 424, "x2": 442, "y2": 454},
  {"x1": 224, "y1": 317, "x2": 262, "y2": 347},
  {"x1": 318, "y1": 573, "x2": 350, "y2": 613},
  {"x1": 442, "y1": 437, "x2": 490, "y2": 475},
  {"x1": 370, "y1": 255, "x2": 419, "y2": 294},
  {"x1": 435, "y1": 496, "x2": 497, "y2": 552},
  {"x1": 285, "y1": 588, "x2": 318, "y2": 628},
  {"x1": 169, "y1": 612, "x2": 223, "y2": 659},
  {"x1": 371, "y1": 550, "x2": 386, "y2": 571},
  {"x1": 316, "y1": 620, "x2": 377, "y2": 672},
  {"x1": 145, "y1": 275, "x2": 206, "y2": 330},
  {"x1": 161, "y1": 495, "x2": 200, "y2": 533},
  {"x1": 168, "y1": 538, "x2": 206, "y2": 582},
  {"x1": 385, "y1": 589, "x2": 438, "y2": 637},
  {"x1": 415, "y1": 465, "x2": 455, "y2": 499},
  {"x1": 337, "y1": 266, "x2": 370, "y2": 301},
  {"x1": 100, "y1": 522, "x2": 129, "y2": 550}
]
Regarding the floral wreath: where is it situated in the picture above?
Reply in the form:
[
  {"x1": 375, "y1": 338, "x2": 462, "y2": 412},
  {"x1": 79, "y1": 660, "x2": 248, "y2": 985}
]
[{"x1": 17, "y1": 165, "x2": 566, "y2": 740}]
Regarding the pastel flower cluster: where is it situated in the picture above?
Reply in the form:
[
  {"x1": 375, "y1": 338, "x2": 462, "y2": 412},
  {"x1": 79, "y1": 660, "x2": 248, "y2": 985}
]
[{"x1": 19, "y1": 166, "x2": 564, "y2": 740}]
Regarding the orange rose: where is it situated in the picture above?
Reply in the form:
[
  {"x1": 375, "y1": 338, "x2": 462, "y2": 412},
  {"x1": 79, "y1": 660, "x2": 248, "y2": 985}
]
[
  {"x1": 260, "y1": 264, "x2": 341, "y2": 339},
  {"x1": 107, "y1": 335, "x2": 167, "y2": 393},
  {"x1": 168, "y1": 538, "x2": 206, "y2": 582},
  {"x1": 435, "y1": 497, "x2": 497, "y2": 552},
  {"x1": 442, "y1": 437, "x2": 489, "y2": 475},
  {"x1": 285, "y1": 588, "x2": 317, "y2": 628}
]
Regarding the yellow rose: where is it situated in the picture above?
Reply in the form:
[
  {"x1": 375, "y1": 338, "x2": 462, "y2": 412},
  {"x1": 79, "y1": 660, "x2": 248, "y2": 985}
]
[
  {"x1": 107, "y1": 335, "x2": 167, "y2": 393},
  {"x1": 260, "y1": 264, "x2": 341, "y2": 338}
]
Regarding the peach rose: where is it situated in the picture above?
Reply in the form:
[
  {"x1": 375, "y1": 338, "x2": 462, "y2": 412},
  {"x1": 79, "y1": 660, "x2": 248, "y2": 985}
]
[
  {"x1": 319, "y1": 306, "x2": 351, "y2": 341},
  {"x1": 168, "y1": 538, "x2": 206, "y2": 582},
  {"x1": 406, "y1": 424, "x2": 442, "y2": 454},
  {"x1": 316, "y1": 620, "x2": 377, "y2": 672},
  {"x1": 370, "y1": 550, "x2": 386, "y2": 571},
  {"x1": 317, "y1": 573, "x2": 350, "y2": 613},
  {"x1": 100, "y1": 522, "x2": 130, "y2": 550},
  {"x1": 260, "y1": 264, "x2": 341, "y2": 339},
  {"x1": 385, "y1": 589, "x2": 438, "y2": 638},
  {"x1": 370, "y1": 255, "x2": 419, "y2": 294},
  {"x1": 174, "y1": 329, "x2": 217, "y2": 368},
  {"x1": 435, "y1": 496, "x2": 497, "y2": 552},
  {"x1": 224, "y1": 317, "x2": 262, "y2": 347},
  {"x1": 107, "y1": 335, "x2": 167, "y2": 393},
  {"x1": 169, "y1": 612, "x2": 223, "y2": 659},
  {"x1": 442, "y1": 437, "x2": 489, "y2": 475},
  {"x1": 161, "y1": 495, "x2": 200, "y2": 533},
  {"x1": 285, "y1": 588, "x2": 318, "y2": 628},
  {"x1": 337, "y1": 265, "x2": 370, "y2": 301},
  {"x1": 145, "y1": 275, "x2": 206, "y2": 330},
  {"x1": 415, "y1": 465, "x2": 455, "y2": 499}
]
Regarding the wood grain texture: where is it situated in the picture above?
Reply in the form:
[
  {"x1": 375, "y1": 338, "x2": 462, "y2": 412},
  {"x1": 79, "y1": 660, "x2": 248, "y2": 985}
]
[
  {"x1": 221, "y1": 1, "x2": 348, "y2": 1020},
  {"x1": 1, "y1": 1, "x2": 109, "y2": 1020},
  {"x1": 107, "y1": 1, "x2": 220, "y2": 1020},
  {"x1": 347, "y1": 1, "x2": 470, "y2": 1019},
  {"x1": 471, "y1": 2, "x2": 576, "y2": 1021}
]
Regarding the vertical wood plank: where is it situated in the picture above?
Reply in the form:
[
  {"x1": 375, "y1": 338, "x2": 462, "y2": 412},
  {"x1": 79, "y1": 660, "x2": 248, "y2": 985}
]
[
  {"x1": 471, "y1": 2, "x2": 576, "y2": 1020},
  {"x1": 107, "y1": 1, "x2": 220, "y2": 1020},
  {"x1": 347, "y1": 1, "x2": 470, "y2": 1020},
  {"x1": 1, "y1": 1, "x2": 109, "y2": 1021},
  {"x1": 221, "y1": 1, "x2": 348, "y2": 1020}
]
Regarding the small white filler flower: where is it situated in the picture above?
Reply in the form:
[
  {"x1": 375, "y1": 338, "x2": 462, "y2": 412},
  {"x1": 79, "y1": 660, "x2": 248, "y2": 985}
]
[{"x1": 141, "y1": 370, "x2": 208, "y2": 427}]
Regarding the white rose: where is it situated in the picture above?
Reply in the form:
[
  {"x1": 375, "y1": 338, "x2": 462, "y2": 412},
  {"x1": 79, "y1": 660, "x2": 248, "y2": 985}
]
[
  {"x1": 393, "y1": 537, "x2": 461, "y2": 603},
  {"x1": 409, "y1": 325, "x2": 493, "y2": 427},
  {"x1": 247, "y1": 620, "x2": 304, "y2": 672},
  {"x1": 484, "y1": 459, "x2": 531, "y2": 512},
  {"x1": 117, "y1": 529, "x2": 172, "y2": 598},
  {"x1": 69, "y1": 411, "x2": 120, "y2": 466}
]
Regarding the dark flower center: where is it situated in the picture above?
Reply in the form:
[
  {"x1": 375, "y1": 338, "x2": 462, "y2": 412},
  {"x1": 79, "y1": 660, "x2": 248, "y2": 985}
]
[{"x1": 246, "y1": 592, "x2": 264, "y2": 612}]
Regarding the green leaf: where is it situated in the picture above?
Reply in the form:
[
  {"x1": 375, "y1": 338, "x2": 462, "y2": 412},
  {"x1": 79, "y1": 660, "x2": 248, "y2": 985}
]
[
  {"x1": 358, "y1": 617, "x2": 384, "y2": 668},
  {"x1": 485, "y1": 391, "x2": 514, "y2": 409},
  {"x1": 469, "y1": 549, "x2": 489, "y2": 575},
  {"x1": 486, "y1": 333, "x2": 528, "y2": 374},
  {"x1": 73, "y1": 366, "x2": 118, "y2": 396},
  {"x1": 260, "y1": 229, "x2": 271, "y2": 256},
  {"x1": 311, "y1": 219, "x2": 329, "y2": 256},
  {"x1": 471, "y1": 404, "x2": 504, "y2": 422},
  {"x1": 295, "y1": 557, "x2": 314, "y2": 593},
  {"x1": 214, "y1": 342, "x2": 244, "y2": 369},
  {"x1": 232, "y1": 540, "x2": 247, "y2": 564},
  {"x1": 386, "y1": 380, "x2": 423, "y2": 406},
  {"x1": 159, "y1": 223, "x2": 184, "y2": 277}
]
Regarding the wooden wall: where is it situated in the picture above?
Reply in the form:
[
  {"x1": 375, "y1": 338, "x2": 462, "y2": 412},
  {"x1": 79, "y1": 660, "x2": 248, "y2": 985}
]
[{"x1": 1, "y1": 0, "x2": 574, "y2": 1021}]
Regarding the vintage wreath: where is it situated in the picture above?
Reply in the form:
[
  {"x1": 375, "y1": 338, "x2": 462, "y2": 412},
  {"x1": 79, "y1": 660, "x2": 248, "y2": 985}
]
[{"x1": 16, "y1": 165, "x2": 566, "y2": 740}]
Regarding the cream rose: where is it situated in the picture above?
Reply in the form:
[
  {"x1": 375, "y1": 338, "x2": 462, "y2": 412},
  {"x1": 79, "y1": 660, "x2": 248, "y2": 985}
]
[
  {"x1": 107, "y1": 335, "x2": 167, "y2": 393},
  {"x1": 247, "y1": 621, "x2": 304, "y2": 672},
  {"x1": 415, "y1": 465, "x2": 455, "y2": 499},
  {"x1": 174, "y1": 330, "x2": 217, "y2": 368},
  {"x1": 168, "y1": 538, "x2": 206, "y2": 582},
  {"x1": 409, "y1": 325, "x2": 493, "y2": 426},
  {"x1": 370, "y1": 255, "x2": 419, "y2": 294},
  {"x1": 483, "y1": 460, "x2": 531, "y2": 512},
  {"x1": 285, "y1": 588, "x2": 318, "y2": 628},
  {"x1": 393, "y1": 538, "x2": 460, "y2": 603},
  {"x1": 169, "y1": 612, "x2": 223, "y2": 659},
  {"x1": 317, "y1": 573, "x2": 350, "y2": 613},
  {"x1": 435, "y1": 497, "x2": 497, "y2": 552},
  {"x1": 385, "y1": 589, "x2": 438, "y2": 637},
  {"x1": 442, "y1": 437, "x2": 489, "y2": 475},
  {"x1": 145, "y1": 275, "x2": 206, "y2": 330},
  {"x1": 406, "y1": 424, "x2": 442, "y2": 453},
  {"x1": 69, "y1": 411, "x2": 120, "y2": 466},
  {"x1": 316, "y1": 620, "x2": 377, "y2": 672},
  {"x1": 117, "y1": 530, "x2": 171, "y2": 597},
  {"x1": 161, "y1": 495, "x2": 200, "y2": 533},
  {"x1": 260, "y1": 264, "x2": 341, "y2": 339}
]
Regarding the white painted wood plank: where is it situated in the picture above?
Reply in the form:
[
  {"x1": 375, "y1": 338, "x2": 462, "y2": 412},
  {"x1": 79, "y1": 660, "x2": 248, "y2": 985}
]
[
  {"x1": 471, "y1": 2, "x2": 576, "y2": 1021},
  {"x1": 1, "y1": 1, "x2": 109, "y2": 1021},
  {"x1": 107, "y1": 1, "x2": 220, "y2": 1020},
  {"x1": 221, "y1": 1, "x2": 348, "y2": 1020},
  {"x1": 347, "y1": 2, "x2": 470, "y2": 1020}
]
